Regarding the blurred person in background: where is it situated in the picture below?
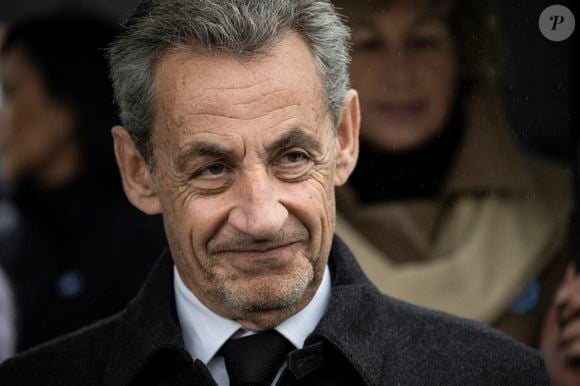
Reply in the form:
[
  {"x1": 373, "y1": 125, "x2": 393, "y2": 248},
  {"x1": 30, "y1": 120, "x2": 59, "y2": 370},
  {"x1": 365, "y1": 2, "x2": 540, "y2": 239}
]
[
  {"x1": 333, "y1": 0, "x2": 579, "y2": 383},
  {"x1": 0, "y1": 22, "x2": 16, "y2": 363},
  {"x1": 0, "y1": 267, "x2": 14, "y2": 362},
  {"x1": 0, "y1": 13, "x2": 166, "y2": 352}
]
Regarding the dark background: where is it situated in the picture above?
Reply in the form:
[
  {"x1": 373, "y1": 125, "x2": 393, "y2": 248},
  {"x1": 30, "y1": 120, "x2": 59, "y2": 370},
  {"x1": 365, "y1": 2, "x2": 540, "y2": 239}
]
[{"x1": 0, "y1": 0, "x2": 576, "y2": 163}]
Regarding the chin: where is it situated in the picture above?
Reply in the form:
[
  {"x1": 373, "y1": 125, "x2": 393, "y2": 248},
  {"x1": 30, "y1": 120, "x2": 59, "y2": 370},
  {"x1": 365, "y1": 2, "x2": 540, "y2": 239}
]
[
  {"x1": 219, "y1": 266, "x2": 314, "y2": 315},
  {"x1": 366, "y1": 125, "x2": 436, "y2": 152}
]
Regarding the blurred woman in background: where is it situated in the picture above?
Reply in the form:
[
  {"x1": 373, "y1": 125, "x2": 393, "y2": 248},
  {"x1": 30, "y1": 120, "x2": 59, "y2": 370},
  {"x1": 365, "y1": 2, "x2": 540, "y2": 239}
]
[
  {"x1": 0, "y1": 23, "x2": 15, "y2": 362},
  {"x1": 0, "y1": 13, "x2": 166, "y2": 351},
  {"x1": 334, "y1": 0, "x2": 578, "y2": 383}
]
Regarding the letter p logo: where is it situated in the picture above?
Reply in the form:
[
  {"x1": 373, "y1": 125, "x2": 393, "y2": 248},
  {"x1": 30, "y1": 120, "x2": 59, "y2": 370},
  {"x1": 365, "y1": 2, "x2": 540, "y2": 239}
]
[
  {"x1": 550, "y1": 15, "x2": 566, "y2": 30},
  {"x1": 540, "y1": 5, "x2": 575, "y2": 41}
]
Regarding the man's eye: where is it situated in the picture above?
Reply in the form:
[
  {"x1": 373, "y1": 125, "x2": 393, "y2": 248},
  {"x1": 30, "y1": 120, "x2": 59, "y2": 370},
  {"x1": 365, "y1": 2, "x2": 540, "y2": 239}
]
[
  {"x1": 274, "y1": 150, "x2": 312, "y2": 181},
  {"x1": 281, "y1": 151, "x2": 308, "y2": 164},
  {"x1": 199, "y1": 163, "x2": 227, "y2": 177}
]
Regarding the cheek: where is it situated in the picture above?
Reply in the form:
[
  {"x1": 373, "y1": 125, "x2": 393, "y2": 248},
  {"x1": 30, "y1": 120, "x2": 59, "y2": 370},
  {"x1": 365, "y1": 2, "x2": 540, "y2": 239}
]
[
  {"x1": 301, "y1": 177, "x2": 336, "y2": 272},
  {"x1": 282, "y1": 172, "x2": 336, "y2": 236},
  {"x1": 8, "y1": 97, "x2": 72, "y2": 156},
  {"x1": 3, "y1": 101, "x2": 38, "y2": 148},
  {"x1": 164, "y1": 188, "x2": 230, "y2": 254},
  {"x1": 0, "y1": 105, "x2": 48, "y2": 171},
  {"x1": 188, "y1": 198, "x2": 231, "y2": 250},
  {"x1": 418, "y1": 55, "x2": 458, "y2": 124}
]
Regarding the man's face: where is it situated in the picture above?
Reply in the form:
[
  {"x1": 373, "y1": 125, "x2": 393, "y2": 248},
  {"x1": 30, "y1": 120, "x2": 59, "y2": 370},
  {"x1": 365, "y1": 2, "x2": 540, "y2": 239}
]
[{"x1": 117, "y1": 33, "x2": 358, "y2": 329}]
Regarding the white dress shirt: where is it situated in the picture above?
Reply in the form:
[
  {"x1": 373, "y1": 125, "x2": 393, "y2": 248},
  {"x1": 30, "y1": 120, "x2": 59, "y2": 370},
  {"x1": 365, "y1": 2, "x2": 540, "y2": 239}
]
[{"x1": 174, "y1": 265, "x2": 331, "y2": 386}]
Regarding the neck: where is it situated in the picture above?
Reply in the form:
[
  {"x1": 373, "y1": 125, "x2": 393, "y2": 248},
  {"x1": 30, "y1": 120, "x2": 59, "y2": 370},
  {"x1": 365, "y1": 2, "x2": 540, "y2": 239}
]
[{"x1": 350, "y1": 117, "x2": 463, "y2": 203}]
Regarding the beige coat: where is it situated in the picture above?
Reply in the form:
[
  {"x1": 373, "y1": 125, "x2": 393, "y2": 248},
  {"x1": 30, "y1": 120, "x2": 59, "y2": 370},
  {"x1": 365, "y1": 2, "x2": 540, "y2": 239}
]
[{"x1": 336, "y1": 92, "x2": 573, "y2": 346}]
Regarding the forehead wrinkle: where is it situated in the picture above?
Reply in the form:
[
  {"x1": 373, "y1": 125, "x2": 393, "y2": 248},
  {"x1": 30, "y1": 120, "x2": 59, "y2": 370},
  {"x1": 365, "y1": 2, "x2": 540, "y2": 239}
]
[
  {"x1": 195, "y1": 82, "x2": 307, "y2": 113},
  {"x1": 186, "y1": 104, "x2": 301, "y2": 123},
  {"x1": 170, "y1": 82, "x2": 307, "y2": 125},
  {"x1": 230, "y1": 88, "x2": 290, "y2": 107},
  {"x1": 155, "y1": 53, "x2": 259, "y2": 119},
  {"x1": 198, "y1": 77, "x2": 268, "y2": 92},
  {"x1": 167, "y1": 49, "x2": 259, "y2": 88}
]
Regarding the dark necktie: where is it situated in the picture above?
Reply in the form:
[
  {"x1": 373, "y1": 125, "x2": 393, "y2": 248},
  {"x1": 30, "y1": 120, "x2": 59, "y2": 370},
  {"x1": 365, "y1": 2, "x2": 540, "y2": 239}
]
[{"x1": 221, "y1": 330, "x2": 294, "y2": 386}]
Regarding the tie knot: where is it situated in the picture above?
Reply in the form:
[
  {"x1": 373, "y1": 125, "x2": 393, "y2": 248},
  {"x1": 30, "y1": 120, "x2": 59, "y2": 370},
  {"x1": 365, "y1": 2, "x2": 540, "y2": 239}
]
[{"x1": 221, "y1": 330, "x2": 294, "y2": 386}]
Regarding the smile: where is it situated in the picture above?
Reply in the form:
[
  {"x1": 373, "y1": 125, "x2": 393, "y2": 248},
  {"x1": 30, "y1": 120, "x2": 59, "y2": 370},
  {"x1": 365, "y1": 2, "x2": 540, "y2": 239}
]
[{"x1": 215, "y1": 242, "x2": 300, "y2": 260}]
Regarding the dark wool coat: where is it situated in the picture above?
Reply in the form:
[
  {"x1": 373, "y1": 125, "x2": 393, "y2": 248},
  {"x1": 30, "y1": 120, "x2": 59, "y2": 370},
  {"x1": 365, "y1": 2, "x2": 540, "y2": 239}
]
[{"x1": 0, "y1": 237, "x2": 549, "y2": 385}]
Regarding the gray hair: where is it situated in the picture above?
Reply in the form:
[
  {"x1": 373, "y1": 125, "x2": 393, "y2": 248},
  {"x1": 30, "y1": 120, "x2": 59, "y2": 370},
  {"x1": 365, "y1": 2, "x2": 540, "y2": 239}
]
[{"x1": 108, "y1": 0, "x2": 351, "y2": 163}]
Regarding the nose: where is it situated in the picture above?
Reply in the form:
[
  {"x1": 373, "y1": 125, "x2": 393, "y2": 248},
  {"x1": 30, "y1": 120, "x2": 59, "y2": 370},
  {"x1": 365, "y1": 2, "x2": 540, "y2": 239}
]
[
  {"x1": 382, "y1": 49, "x2": 415, "y2": 89},
  {"x1": 228, "y1": 169, "x2": 288, "y2": 238}
]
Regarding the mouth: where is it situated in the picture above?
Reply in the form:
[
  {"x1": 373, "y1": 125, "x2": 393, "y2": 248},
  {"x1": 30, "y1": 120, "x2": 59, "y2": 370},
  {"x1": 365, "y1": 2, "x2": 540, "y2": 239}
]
[
  {"x1": 374, "y1": 101, "x2": 426, "y2": 120},
  {"x1": 214, "y1": 241, "x2": 302, "y2": 261},
  {"x1": 221, "y1": 241, "x2": 298, "y2": 254}
]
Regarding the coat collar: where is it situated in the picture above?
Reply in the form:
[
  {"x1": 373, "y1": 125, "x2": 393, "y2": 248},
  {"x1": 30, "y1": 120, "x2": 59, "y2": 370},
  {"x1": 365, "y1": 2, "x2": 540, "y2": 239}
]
[
  {"x1": 306, "y1": 237, "x2": 392, "y2": 386},
  {"x1": 103, "y1": 249, "x2": 187, "y2": 386},
  {"x1": 103, "y1": 237, "x2": 392, "y2": 386}
]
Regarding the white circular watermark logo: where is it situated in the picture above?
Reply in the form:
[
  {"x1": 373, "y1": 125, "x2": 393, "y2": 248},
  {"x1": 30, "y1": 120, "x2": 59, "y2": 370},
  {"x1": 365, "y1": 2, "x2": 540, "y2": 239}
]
[{"x1": 539, "y1": 5, "x2": 575, "y2": 41}]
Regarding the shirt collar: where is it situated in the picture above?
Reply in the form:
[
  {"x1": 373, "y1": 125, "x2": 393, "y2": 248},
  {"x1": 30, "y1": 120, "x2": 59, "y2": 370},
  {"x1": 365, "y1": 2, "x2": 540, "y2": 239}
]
[
  {"x1": 174, "y1": 267, "x2": 239, "y2": 365},
  {"x1": 276, "y1": 265, "x2": 331, "y2": 349},
  {"x1": 174, "y1": 265, "x2": 331, "y2": 365}
]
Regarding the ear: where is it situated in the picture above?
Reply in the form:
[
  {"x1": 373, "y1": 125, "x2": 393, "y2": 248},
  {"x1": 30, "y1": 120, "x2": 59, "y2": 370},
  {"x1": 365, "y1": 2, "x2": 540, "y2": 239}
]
[
  {"x1": 334, "y1": 89, "x2": 360, "y2": 186},
  {"x1": 112, "y1": 126, "x2": 162, "y2": 215}
]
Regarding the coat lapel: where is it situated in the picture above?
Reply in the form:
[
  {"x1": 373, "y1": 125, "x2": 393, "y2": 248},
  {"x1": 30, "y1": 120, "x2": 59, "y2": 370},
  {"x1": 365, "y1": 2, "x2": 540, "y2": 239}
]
[
  {"x1": 103, "y1": 251, "x2": 192, "y2": 385},
  {"x1": 308, "y1": 237, "x2": 396, "y2": 386}
]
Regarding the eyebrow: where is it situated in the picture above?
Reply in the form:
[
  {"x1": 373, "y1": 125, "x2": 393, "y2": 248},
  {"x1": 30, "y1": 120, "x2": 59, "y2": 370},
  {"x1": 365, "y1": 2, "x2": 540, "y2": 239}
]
[
  {"x1": 353, "y1": 12, "x2": 444, "y2": 30},
  {"x1": 175, "y1": 142, "x2": 235, "y2": 172},
  {"x1": 414, "y1": 15, "x2": 447, "y2": 29},
  {"x1": 175, "y1": 128, "x2": 322, "y2": 171},
  {"x1": 265, "y1": 128, "x2": 323, "y2": 154}
]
